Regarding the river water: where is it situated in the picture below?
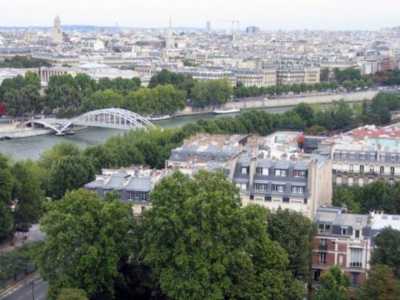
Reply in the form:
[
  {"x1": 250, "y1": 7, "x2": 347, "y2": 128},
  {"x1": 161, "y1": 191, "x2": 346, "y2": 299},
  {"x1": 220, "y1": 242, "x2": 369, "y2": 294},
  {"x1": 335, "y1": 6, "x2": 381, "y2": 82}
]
[{"x1": 0, "y1": 110, "x2": 280, "y2": 161}]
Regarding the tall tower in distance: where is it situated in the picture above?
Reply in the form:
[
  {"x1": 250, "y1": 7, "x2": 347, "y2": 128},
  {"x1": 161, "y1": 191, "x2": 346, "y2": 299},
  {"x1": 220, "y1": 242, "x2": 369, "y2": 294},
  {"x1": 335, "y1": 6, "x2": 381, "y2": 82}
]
[
  {"x1": 206, "y1": 21, "x2": 212, "y2": 33},
  {"x1": 52, "y1": 16, "x2": 63, "y2": 44},
  {"x1": 165, "y1": 17, "x2": 175, "y2": 49}
]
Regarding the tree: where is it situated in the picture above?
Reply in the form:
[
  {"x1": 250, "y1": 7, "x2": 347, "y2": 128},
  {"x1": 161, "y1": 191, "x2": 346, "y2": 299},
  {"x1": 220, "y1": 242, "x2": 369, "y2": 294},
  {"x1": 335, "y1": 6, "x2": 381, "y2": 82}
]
[
  {"x1": 0, "y1": 154, "x2": 14, "y2": 241},
  {"x1": 48, "y1": 155, "x2": 95, "y2": 199},
  {"x1": 191, "y1": 79, "x2": 233, "y2": 107},
  {"x1": 0, "y1": 203, "x2": 14, "y2": 242},
  {"x1": 12, "y1": 162, "x2": 44, "y2": 231},
  {"x1": 81, "y1": 89, "x2": 124, "y2": 111},
  {"x1": 358, "y1": 265, "x2": 400, "y2": 300},
  {"x1": 141, "y1": 171, "x2": 302, "y2": 300},
  {"x1": 267, "y1": 209, "x2": 315, "y2": 283},
  {"x1": 39, "y1": 143, "x2": 81, "y2": 170},
  {"x1": 371, "y1": 228, "x2": 400, "y2": 278},
  {"x1": 294, "y1": 103, "x2": 315, "y2": 127},
  {"x1": 314, "y1": 266, "x2": 350, "y2": 300},
  {"x1": 57, "y1": 288, "x2": 88, "y2": 300},
  {"x1": 37, "y1": 189, "x2": 134, "y2": 299}
]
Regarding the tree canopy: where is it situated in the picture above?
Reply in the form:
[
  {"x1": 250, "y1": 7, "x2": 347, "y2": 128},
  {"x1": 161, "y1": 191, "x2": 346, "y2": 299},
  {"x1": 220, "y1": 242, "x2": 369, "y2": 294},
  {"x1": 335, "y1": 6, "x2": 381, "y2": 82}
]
[
  {"x1": 36, "y1": 189, "x2": 134, "y2": 299},
  {"x1": 371, "y1": 228, "x2": 400, "y2": 278},
  {"x1": 140, "y1": 171, "x2": 303, "y2": 300},
  {"x1": 314, "y1": 266, "x2": 350, "y2": 300},
  {"x1": 358, "y1": 265, "x2": 400, "y2": 300}
]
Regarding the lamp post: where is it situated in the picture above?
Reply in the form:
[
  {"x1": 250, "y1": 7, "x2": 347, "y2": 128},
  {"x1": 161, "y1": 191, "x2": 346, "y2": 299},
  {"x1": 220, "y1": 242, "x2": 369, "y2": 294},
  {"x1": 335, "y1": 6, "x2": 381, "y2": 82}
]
[{"x1": 31, "y1": 279, "x2": 35, "y2": 300}]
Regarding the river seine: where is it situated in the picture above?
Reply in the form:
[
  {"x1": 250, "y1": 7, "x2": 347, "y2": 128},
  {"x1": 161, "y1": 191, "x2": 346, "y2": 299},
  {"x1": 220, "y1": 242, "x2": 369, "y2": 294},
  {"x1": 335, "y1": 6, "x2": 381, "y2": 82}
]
[{"x1": 0, "y1": 112, "x2": 252, "y2": 160}]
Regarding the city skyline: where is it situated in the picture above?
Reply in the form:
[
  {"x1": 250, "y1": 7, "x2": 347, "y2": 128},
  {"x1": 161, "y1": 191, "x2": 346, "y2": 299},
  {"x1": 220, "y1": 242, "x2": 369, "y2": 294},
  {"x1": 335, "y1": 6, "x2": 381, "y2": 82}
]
[{"x1": 1, "y1": 0, "x2": 400, "y2": 30}]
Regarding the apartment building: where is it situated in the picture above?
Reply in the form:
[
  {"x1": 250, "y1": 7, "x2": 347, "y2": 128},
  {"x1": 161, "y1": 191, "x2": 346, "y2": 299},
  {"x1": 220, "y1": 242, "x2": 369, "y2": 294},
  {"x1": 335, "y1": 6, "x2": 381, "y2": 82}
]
[
  {"x1": 167, "y1": 132, "x2": 332, "y2": 219},
  {"x1": 232, "y1": 132, "x2": 332, "y2": 219},
  {"x1": 312, "y1": 207, "x2": 371, "y2": 286},
  {"x1": 277, "y1": 66, "x2": 320, "y2": 85},
  {"x1": 312, "y1": 207, "x2": 400, "y2": 287},
  {"x1": 84, "y1": 167, "x2": 169, "y2": 215},
  {"x1": 320, "y1": 125, "x2": 400, "y2": 187},
  {"x1": 235, "y1": 69, "x2": 277, "y2": 87}
]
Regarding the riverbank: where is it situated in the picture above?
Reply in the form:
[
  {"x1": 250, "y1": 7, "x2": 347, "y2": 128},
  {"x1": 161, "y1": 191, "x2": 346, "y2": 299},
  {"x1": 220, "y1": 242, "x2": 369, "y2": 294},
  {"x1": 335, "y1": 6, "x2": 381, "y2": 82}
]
[
  {"x1": 0, "y1": 123, "x2": 51, "y2": 140},
  {"x1": 175, "y1": 90, "x2": 379, "y2": 117}
]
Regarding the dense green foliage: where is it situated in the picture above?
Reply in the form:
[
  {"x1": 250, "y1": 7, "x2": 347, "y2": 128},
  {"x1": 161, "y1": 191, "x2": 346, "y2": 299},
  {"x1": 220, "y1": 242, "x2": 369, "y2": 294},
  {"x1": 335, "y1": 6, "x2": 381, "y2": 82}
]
[
  {"x1": 313, "y1": 266, "x2": 350, "y2": 300},
  {"x1": 0, "y1": 72, "x2": 42, "y2": 116},
  {"x1": 125, "y1": 84, "x2": 186, "y2": 115},
  {"x1": 190, "y1": 79, "x2": 233, "y2": 107},
  {"x1": 0, "y1": 56, "x2": 51, "y2": 68},
  {"x1": 333, "y1": 181, "x2": 400, "y2": 214},
  {"x1": 267, "y1": 209, "x2": 315, "y2": 283},
  {"x1": 57, "y1": 288, "x2": 88, "y2": 300},
  {"x1": 371, "y1": 228, "x2": 400, "y2": 278},
  {"x1": 12, "y1": 161, "x2": 44, "y2": 231},
  {"x1": 358, "y1": 265, "x2": 400, "y2": 300},
  {"x1": 148, "y1": 69, "x2": 195, "y2": 97},
  {"x1": 37, "y1": 172, "x2": 305, "y2": 300},
  {"x1": 0, "y1": 154, "x2": 44, "y2": 241},
  {"x1": 0, "y1": 242, "x2": 41, "y2": 288},
  {"x1": 234, "y1": 81, "x2": 340, "y2": 98},
  {"x1": 37, "y1": 189, "x2": 134, "y2": 299}
]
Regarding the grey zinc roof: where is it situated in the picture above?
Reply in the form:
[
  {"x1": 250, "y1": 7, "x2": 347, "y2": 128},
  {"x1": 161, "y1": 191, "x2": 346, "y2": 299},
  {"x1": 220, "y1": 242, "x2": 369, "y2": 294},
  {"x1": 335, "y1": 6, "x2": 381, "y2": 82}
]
[
  {"x1": 274, "y1": 161, "x2": 291, "y2": 169},
  {"x1": 316, "y1": 208, "x2": 369, "y2": 228},
  {"x1": 293, "y1": 161, "x2": 309, "y2": 170},
  {"x1": 335, "y1": 214, "x2": 368, "y2": 228},
  {"x1": 85, "y1": 179, "x2": 106, "y2": 189},
  {"x1": 257, "y1": 160, "x2": 274, "y2": 168},
  {"x1": 104, "y1": 173, "x2": 128, "y2": 190},
  {"x1": 125, "y1": 177, "x2": 151, "y2": 192}
]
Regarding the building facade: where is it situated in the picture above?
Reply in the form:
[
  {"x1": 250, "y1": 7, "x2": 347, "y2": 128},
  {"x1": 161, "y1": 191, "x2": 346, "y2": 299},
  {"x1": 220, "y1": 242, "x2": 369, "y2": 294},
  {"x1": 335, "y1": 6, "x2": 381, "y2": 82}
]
[
  {"x1": 312, "y1": 207, "x2": 400, "y2": 287},
  {"x1": 320, "y1": 125, "x2": 400, "y2": 187}
]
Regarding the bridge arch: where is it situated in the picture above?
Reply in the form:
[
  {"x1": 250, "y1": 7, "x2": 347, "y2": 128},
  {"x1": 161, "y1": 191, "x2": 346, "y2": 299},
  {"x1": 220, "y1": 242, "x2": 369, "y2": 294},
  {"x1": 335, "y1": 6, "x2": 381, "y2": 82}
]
[
  {"x1": 70, "y1": 108, "x2": 155, "y2": 131},
  {"x1": 24, "y1": 108, "x2": 155, "y2": 135}
]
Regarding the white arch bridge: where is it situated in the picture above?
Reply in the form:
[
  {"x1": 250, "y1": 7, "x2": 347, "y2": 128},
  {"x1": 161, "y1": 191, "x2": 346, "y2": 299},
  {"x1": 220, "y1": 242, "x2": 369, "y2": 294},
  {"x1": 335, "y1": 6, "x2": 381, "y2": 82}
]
[{"x1": 24, "y1": 108, "x2": 155, "y2": 135}]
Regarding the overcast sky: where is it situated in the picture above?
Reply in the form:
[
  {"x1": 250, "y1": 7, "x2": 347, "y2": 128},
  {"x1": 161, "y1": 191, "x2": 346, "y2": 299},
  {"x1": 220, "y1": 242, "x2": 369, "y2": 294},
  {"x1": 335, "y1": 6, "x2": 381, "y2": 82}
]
[{"x1": 1, "y1": 0, "x2": 399, "y2": 30}]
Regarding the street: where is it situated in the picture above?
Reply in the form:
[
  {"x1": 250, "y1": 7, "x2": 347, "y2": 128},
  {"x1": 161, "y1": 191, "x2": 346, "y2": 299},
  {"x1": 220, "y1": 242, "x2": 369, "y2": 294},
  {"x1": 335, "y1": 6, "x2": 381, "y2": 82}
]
[{"x1": 1, "y1": 278, "x2": 48, "y2": 300}]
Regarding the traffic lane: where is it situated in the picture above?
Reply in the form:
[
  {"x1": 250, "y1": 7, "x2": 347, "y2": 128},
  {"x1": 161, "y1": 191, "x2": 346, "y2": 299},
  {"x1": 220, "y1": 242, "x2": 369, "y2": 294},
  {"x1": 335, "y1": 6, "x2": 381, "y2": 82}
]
[{"x1": 2, "y1": 278, "x2": 48, "y2": 300}]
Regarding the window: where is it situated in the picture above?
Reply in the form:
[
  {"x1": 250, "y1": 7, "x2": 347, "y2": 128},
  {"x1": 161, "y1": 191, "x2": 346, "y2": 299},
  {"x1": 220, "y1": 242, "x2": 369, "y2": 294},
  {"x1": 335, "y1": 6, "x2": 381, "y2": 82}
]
[
  {"x1": 369, "y1": 166, "x2": 374, "y2": 174},
  {"x1": 274, "y1": 169, "x2": 288, "y2": 177},
  {"x1": 350, "y1": 248, "x2": 363, "y2": 268},
  {"x1": 304, "y1": 198, "x2": 308, "y2": 204},
  {"x1": 319, "y1": 238, "x2": 327, "y2": 250},
  {"x1": 318, "y1": 224, "x2": 331, "y2": 233},
  {"x1": 254, "y1": 183, "x2": 268, "y2": 192},
  {"x1": 283, "y1": 197, "x2": 290, "y2": 203},
  {"x1": 348, "y1": 177, "x2": 354, "y2": 186},
  {"x1": 264, "y1": 196, "x2": 272, "y2": 202},
  {"x1": 319, "y1": 252, "x2": 327, "y2": 264},
  {"x1": 341, "y1": 227, "x2": 348, "y2": 235},
  {"x1": 127, "y1": 191, "x2": 149, "y2": 202},
  {"x1": 355, "y1": 230, "x2": 360, "y2": 239},
  {"x1": 349, "y1": 165, "x2": 354, "y2": 172},
  {"x1": 351, "y1": 272, "x2": 360, "y2": 287},
  {"x1": 256, "y1": 167, "x2": 269, "y2": 176},
  {"x1": 236, "y1": 183, "x2": 248, "y2": 192},
  {"x1": 241, "y1": 167, "x2": 248, "y2": 175},
  {"x1": 272, "y1": 184, "x2": 285, "y2": 193},
  {"x1": 249, "y1": 194, "x2": 254, "y2": 200},
  {"x1": 293, "y1": 170, "x2": 307, "y2": 177},
  {"x1": 360, "y1": 165, "x2": 364, "y2": 174},
  {"x1": 291, "y1": 186, "x2": 305, "y2": 194},
  {"x1": 380, "y1": 166, "x2": 385, "y2": 175},
  {"x1": 336, "y1": 176, "x2": 343, "y2": 185},
  {"x1": 391, "y1": 167, "x2": 395, "y2": 176}
]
